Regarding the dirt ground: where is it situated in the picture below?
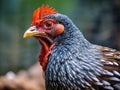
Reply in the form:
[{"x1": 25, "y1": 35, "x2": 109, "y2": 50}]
[{"x1": 0, "y1": 63, "x2": 45, "y2": 90}]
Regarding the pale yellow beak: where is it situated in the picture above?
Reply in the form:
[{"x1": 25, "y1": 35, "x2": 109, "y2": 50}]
[{"x1": 23, "y1": 26, "x2": 45, "y2": 38}]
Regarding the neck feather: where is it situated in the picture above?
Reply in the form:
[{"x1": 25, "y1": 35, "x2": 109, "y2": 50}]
[
  {"x1": 38, "y1": 38, "x2": 55, "y2": 71},
  {"x1": 55, "y1": 20, "x2": 91, "y2": 50}
]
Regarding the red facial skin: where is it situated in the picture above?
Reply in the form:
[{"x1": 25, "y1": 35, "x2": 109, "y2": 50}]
[{"x1": 34, "y1": 19, "x2": 64, "y2": 71}]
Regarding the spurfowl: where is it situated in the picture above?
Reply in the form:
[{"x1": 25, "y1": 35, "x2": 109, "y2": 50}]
[{"x1": 23, "y1": 5, "x2": 120, "y2": 90}]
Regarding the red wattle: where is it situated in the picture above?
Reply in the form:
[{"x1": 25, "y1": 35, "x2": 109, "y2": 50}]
[{"x1": 38, "y1": 39, "x2": 55, "y2": 71}]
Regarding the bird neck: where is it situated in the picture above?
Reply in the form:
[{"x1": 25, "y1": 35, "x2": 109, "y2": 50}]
[
  {"x1": 55, "y1": 22, "x2": 91, "y2": 50},
  {"x1": 38, "y1": 38, "x2": 56, "y2": 71}
]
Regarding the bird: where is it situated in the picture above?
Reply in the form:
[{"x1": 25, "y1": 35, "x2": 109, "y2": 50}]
[{"x1": 23, "y1": 5, "x2": 120, "y2": 90}]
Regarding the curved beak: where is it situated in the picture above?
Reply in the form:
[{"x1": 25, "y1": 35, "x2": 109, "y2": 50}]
[{"x1": 23, "y1": 26, "x2": 45, "y2": 38}]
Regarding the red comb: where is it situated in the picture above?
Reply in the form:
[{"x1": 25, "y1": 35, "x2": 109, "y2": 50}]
[{"x1": 31, "y1": 4, "x2": 57, "y2": 26}]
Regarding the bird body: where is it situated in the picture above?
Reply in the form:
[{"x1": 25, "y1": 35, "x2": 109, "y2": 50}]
[{"x1": 23, "y1": 5, "x2": 120, "y2": 90}]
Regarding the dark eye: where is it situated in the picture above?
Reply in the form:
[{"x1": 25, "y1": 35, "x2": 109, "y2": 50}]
[{"x1": 44, "y1": 21, "x2": 53, "y2": 29}]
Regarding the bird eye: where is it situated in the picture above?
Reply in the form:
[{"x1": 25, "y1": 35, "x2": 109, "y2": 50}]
[{"x1": 44, "y1": 21, "x2": 53, "y2": 30}]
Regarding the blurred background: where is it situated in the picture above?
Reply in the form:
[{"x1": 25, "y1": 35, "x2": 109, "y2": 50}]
[
  {"x1": 0, "y1": 0, "x2": 120, "y2": 77},
  {"x1": 0, "y1": 0, "x2": 120, "y2": 89}
]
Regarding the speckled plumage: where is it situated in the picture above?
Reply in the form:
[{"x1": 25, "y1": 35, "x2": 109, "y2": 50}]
[{"x1": 44, "y1": 14, "x2": 120, "y2": 90}]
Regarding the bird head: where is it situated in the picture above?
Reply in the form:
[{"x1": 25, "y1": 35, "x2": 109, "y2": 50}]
[
  {"x1": 23, "y1": 5, "x2": 67, "y2": 71},
  {"x1": 23, "y1": 5, "x2": 64, "y2": 44}
]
